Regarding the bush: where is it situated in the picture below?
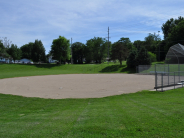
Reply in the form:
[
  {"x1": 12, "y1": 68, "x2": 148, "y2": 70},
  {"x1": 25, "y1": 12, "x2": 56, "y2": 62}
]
[
  {"x1": 148, "y1": 52, "x2": 157, "y2": 62},
  {"x1": 126, "y1": 50, "x2": 137, "y2": 68},
  {"x1": 127, "y1": 47, "x2": 151, "y2": 68}
]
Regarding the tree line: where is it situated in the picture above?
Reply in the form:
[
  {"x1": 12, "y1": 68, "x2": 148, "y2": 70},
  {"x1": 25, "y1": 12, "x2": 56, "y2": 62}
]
[
  {"x1": 0, "y1": 39, "x2": 46, "y2": 63},
  {"x1": 0, "y1": 16, "x2": 184, "y2": 67}
]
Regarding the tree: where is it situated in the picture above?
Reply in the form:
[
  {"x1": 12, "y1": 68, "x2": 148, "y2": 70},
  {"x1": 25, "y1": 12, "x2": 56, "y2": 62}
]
[
  {"x1": 71, "y1": 42, "x2": 85, "y2": 64},
  {"x1": 167, "y1": 20, "x2": 184, "y2": 46},
  {"x1": 162, "y1": 16, "x2": 184, "y2": 40},
  {"x1": 111, "y1": 42, "x2": 129, "y2": 65},
  {"x1": 148, "y1": 52, "x2": 156, "y2": 62},
  {"x1": 85, "y1": 37, "x2": 108, "y2": 63},
  {"x1": 126, "y1": 49, "x2": 138, "y2": 68},
  {"x1": 133, "y1": 40, "x2": 144, "y2": 50},
  {"x1": 20, "y1": 42, "x2": 34, "y2": 60},
  {"x1": 126, "y1": 47, "x2": 151, "y2": 68},
  {"x1": 144, "y1": 33, "x2": 161, "y2": 54},
  {"x1": 156, "y1": 40, "x2": 167, "y2": 61},
  {"x1": 118, "y1": 37, "x2": 133, "y2": 50},
  {"x1": 0, "y1": 37, "x2": 12, "y2": 48},
  {"x1": 51, "y1": 36, "x2": 70, "y2": 64},
  {"x1": 136, "y1": 47, "x2": 151, "y2": 65},
  {"x1": 20, "y1": 40, "x2": 46, "y2": 62},
  {"x1": 7, "y1": 44, "x2": 22, "y2": 63},
  {"x1": 32, "y1": 40, "x2": 46, "y2": 62},
  {"x1": 0, "y1": 40, "x2": 10, "y2": 59}
]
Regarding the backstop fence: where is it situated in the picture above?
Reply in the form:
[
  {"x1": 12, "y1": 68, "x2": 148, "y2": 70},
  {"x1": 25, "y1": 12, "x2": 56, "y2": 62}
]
[
  {"x1": 136, "y1": 64, "x2": 183, "y2": 74},
  {"x1": 155, "y1": 71, "x2": 184, "y2": 91},
  {"x1": 137, "y1": 64, "x2": 184, "y2": 91}
]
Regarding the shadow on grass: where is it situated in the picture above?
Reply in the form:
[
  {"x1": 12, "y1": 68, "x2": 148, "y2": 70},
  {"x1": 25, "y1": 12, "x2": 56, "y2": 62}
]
[
  {"x1": 100, "y1": 65, "x2": 125, "y2": 72},
  {"x1": 120, "y1": 67, "x2": 136, "y2": 73},
  {"x1": 24, "y1": 64, "x2": 64, "y2": 69},
  {"x1": 100, "y1": 65, "x2": 136, "y2": 73}
]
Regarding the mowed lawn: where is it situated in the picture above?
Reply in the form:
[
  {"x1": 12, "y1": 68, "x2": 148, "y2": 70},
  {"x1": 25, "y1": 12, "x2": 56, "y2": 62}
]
[
  {"x1": 0, "y1": 62, "x2": 135, "y2": 79},
  {"x1": 1, "y1": 89, "x2": 184, "y2": 137},
  {"x1": 1, "y1": 62, "x2": 184, "y2": 137}
]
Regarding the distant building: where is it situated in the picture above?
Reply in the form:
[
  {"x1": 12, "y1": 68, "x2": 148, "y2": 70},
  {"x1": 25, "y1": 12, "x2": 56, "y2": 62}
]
[
  {"x1": 48, "y1": 56, "x2": 57, "y2": 63},
  {"x1": 0, "y1": 56, "x2": 13, "y2": 63},
  {"x1": 19, "y1": 58, "x2": 31, "y2": 64}
]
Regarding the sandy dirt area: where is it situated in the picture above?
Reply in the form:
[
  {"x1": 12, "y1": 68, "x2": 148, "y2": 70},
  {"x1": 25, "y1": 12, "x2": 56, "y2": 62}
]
[{"x1": 0, "y1": 74, "x2": 155, "y2": 99}]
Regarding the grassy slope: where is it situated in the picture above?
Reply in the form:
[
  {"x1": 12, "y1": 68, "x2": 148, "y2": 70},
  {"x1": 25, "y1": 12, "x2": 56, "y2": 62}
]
[
  {"x1": 0, "y1": 62, "x2": 135, "y2": 79},
  {"x1": 1, "y1": 89, "x2": 184, "y2": 137}
]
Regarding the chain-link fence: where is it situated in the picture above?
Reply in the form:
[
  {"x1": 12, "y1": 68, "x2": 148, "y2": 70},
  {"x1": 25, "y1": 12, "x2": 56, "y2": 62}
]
[
  {"x1": 155, "y1": 71, "x2": 184, "y2": 91},
  {"x1": 137, "y1": 64, "x2": 184, "y2": 91},
  {"x1": 137, "y1": 64, "x2": 183, "y2": 74}
]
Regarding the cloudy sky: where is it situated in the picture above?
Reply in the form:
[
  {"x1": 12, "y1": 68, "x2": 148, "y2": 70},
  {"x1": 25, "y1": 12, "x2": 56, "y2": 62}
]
[{"x1": 0, "y1": 0, "x2": 183, "y2": 54}]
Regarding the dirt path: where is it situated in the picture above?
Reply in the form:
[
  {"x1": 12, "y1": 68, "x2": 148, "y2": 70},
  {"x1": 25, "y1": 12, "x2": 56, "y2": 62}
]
[{"x1": 0, "y1": 74, "x2": 155, "y2": 99}]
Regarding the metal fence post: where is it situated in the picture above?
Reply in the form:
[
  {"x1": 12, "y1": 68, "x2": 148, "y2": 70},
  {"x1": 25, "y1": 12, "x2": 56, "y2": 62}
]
[
  {"x1": 174, "y1": 72, "x2": 175, "y2": 89},
  {"x1": 161, "y1": 73, "x2": 163, "y2": 92},
  {"x1": 155, "y1": 72, "x2": 157, "y2": 91},
  {"x1": 168, "y1": 64, "x2": 169, "y2": 86}
]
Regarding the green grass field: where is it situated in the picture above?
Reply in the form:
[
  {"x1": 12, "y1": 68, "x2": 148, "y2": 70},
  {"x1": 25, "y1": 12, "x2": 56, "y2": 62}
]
[
  {"x1": 1, "y1": 89, "x2": 184, "y2": 137},
  {"x1": 0, "y1": 62, "x2": 135, "y2": 79},
  {"x1": 1, "y1": 61, "x2": 183, "y2": 137}
]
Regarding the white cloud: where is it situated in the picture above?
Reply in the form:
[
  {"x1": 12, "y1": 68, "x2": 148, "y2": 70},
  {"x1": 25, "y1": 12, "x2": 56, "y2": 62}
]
[{"x1": 0, "y1": 0, "x2": 183, "y2": 53}]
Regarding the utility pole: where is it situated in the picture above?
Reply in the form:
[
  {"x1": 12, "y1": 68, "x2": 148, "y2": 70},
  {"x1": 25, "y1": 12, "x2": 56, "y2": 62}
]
[
  {"x1": 108, "y1": 27, "x2": 110, "y2": 64},
  {"x1": 71, "y1": 38, "x2": 73, "y2": 64},
  {"x1": 158, "y1": 31, "x2": 160, "y2": 61}
]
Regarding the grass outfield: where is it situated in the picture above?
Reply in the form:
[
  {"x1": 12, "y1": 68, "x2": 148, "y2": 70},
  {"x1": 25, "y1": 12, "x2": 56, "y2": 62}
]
[
  {"x1": 0, "y1": 62, "x2": 135, "y2": 79},
  {"x1": 1, "y1": 89, "x2": 184, "y2": 137}
]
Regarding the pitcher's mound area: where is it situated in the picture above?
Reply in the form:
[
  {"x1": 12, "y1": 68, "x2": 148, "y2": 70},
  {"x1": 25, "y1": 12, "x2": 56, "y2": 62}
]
[{"x1": 0, "y1": 74, "x2": 155, "y2": 99}]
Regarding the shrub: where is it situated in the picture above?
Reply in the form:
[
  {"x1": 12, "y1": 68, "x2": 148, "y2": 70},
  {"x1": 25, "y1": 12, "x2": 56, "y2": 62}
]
[
  {"x1": 148, "y1": 52, "x2": 157, "y2": 62},
  {"x1": 127, "y1": 47, "x2": 151, "y2": 68}
]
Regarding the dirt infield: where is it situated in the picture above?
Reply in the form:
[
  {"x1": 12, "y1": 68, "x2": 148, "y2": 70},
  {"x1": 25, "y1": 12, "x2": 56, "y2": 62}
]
[{"x1": 0, "y1": 74, "x2": 155, "y2": 99}]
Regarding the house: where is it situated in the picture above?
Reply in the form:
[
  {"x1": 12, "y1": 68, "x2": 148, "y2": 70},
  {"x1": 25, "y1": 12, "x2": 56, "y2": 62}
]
[
  {"x1": 48, "y1": 56, "x2": 57, "y2": 63},
  {"x1": 19, "y1": 58, "x2": 32, "y2": 64},
  {"x1": 0, "y1": 56, "x2": 13, "y2": 63},
  {"x1": 0, "y1": 56, "x2": 6, "y2": 63}
]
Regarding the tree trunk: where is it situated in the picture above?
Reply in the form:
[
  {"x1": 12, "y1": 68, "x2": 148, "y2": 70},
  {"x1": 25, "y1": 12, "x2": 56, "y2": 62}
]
[{"x1": 120, "y1": 60, "x2": 122, "y2": 65}]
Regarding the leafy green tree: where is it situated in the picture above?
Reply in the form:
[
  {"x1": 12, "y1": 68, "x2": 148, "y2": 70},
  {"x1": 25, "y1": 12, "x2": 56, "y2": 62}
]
[
  {"x1": 127, "y1": 47, "x2": 151, "y2": 68},
  {"x1": 85, "y1": 37, "x2": 108, "y2": 63},
  {"x1": 161, "y1": 16, "x2": 184, "y2": 59},
  {"x1": 162, "y1": 16, "x2": 184, "y2": 40},
  {"x1": 20, "y1": 40, "x2": 46, "y2": 62},
  {"x1": 51, "y1": 36, "x2": 71, "y2": 64},
  {"x1": 148, "y1": 52, "x2": 156, "y2": 62},
  {"x1": 20, "y1": 42, "x2": 34, "y2": 60},
  {"x1": 111, "y1": 42, "x2": 129, "y2": 65},
  {"x1": 126, "y1": 49, "x2": 138, "y2": 68},
  {"x1": 72, "y1": 42, "x2": 85, "y2": 64},
  {"x1": 118, "y1": 37, "x2": 133, "y2": 50},
  {"x1": 144, "y1": 33, "x2": 161, "y2": 54},
  {"x1": 7, "y1": 44, "x2": 22, "y2": 63},
  {"x1": 0, "y1": 40, "x2": 4, "y2": 55},
  {"x1": 136, "y1": 47, "x2": 151, "y2": 65},
  {"x1": 0, "y1": 40, "x2": 10, "y2": 59},
  {"x1": 156, "y1": 40, "x2": 167, "y2": 61},
  {"x1": 133, "y1": 40, "x2": 144, "y2": 50},
  {"x1": 167, "y1": 20, "x2": 184, "y2": 46},
  {"x1": 32, "y1": 40, "x2": 46, "y2": 62}
]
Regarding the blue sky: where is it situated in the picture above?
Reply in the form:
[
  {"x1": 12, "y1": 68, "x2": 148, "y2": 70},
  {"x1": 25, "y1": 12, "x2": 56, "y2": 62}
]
[{"x1": 0, "y1": 0, "x2": 184, "y2": 54}]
